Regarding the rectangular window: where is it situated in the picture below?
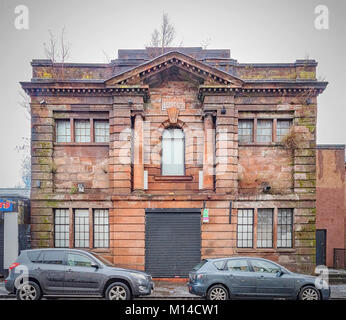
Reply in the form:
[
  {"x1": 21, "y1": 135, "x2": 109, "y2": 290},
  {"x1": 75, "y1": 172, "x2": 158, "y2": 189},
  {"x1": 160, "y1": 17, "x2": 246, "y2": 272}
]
[
  {"x1": 237, "y1": 209, "x2": 254, "y2": 248},
  {"x1": 54, "y1": 209, "x2": 70, "y2": 248},
  {"x1": 162, "y1": 128, "x2": 185, "y2": 175},
  {"x1": 238, "y1": 120, "x2": 253, "y2": 144},
  {"x1": 75, "y1": 120, "x2": 91, "y2": 143},
  {"x1": 257, "y1": 120, "x2": 273, "y2": 143},
  {"x1": 93, "y1": 209, "x2": 109, "y2": 248},
  {"x1": 56, "y1": 120, "x2": 71, "y2": 143},
  {"x1": 257, "y1": 209, "x2": 273, "y2": 248},
  {"x1": 277, "y1": 209, "x2": 293, "y2": 248},
  {"x1": 276, "y1": 120, "x2": 292, "y2": 142},
  {"x1": 74, "y1": 209, "x2": 89, "y2": 248},
  {"x1": 94, "y1": 120, "x2": 109, "y2": 142}
]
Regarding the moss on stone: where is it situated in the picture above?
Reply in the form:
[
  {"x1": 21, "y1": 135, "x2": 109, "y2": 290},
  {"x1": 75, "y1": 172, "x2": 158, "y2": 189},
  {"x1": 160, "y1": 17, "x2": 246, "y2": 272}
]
[
  {"x1": 69, "y1": 186, "x2": 78, "y2": 194},
  {"x1": 299, "y1": 70, "x2": 316, "y2": 79}
]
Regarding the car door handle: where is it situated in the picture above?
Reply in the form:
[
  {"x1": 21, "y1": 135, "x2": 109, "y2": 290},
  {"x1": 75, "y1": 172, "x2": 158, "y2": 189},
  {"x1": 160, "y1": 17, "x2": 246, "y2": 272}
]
[
  {"x1": 259, "y1": 275, "x2": 265, "y2": 278},
  {"x1": 67, "y1": 268, "x2": 73, "y2": 272}
]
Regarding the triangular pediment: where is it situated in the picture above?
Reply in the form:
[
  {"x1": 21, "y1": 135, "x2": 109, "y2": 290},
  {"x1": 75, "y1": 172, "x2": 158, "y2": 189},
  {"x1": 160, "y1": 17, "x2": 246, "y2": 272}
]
[{"x1": 105, "y1": 51, "x2": 243, "y2": 87}]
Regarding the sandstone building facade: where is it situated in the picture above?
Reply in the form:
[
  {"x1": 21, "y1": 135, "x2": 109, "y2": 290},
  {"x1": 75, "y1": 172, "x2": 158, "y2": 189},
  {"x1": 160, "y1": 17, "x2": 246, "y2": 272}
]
[{"x1": 22, "y1": 48, "x2": 328, "y2": 276}]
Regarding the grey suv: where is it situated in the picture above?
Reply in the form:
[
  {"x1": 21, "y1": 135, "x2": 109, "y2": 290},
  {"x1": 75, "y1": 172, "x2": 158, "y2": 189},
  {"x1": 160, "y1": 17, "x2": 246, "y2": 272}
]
[{"x1": 5, "y1": 249, "x2": 154, "y2": 300}]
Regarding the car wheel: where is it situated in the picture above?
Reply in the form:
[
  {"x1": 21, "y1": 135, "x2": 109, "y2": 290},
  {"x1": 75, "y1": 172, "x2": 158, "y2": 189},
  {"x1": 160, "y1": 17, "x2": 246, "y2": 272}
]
[
  {"x1": 16, "y1": 281, "x2": 42, "y2": 301},
  {"x1": 105, "y1": 282, "x2": 131, "y2": 300},
  {"x1": 207, "y1": 285, "x2": 229, "y2": 300},
  {"x1": 298, "y1": 286, "x2": 321, "y2": 300}
]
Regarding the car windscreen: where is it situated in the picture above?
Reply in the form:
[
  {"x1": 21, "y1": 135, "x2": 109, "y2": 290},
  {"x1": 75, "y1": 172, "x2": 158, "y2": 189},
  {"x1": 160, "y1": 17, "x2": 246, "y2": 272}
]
[
  {"x1": 89, "y1": 252, "x2": 115, "y2": 267},
  {"x1": 192, "y1": 260, "x2": 208, "y2": 271}
]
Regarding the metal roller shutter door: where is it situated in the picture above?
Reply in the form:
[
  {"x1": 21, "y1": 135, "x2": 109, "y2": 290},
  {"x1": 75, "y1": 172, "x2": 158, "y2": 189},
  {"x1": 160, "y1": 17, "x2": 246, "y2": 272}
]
[{"x1": 145, "y1": 209, "x2": 201, "y2": 277}]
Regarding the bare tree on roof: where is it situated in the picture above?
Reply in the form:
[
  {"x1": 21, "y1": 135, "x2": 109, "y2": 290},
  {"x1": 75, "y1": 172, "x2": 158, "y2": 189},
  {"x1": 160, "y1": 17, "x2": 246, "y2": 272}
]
[
  {"x1": 148, "y1": 13, "x2": 177, "y2": 58},
  {"x1": 43, "y1": 27, "x2": 71, "y2": 80}
]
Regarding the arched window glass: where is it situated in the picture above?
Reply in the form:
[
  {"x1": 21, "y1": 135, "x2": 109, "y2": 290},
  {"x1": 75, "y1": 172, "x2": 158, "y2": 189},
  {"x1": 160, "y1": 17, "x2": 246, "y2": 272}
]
[{"x1": 162, "y1": 128, "x2": 185, "y2": 175}]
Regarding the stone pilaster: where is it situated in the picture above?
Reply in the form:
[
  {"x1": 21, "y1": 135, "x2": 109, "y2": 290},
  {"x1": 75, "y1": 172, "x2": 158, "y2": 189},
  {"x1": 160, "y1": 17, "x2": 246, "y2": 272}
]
[
  {"x1": 133, "y1": 112, "x2": 144, "y2": 191},
  {"x1": 31, "y1": 104, "x2": 54, "y2": 194},
  {"x1": 203, "y1": 94, "x2": 238, "y2": 194},
  {"x1": 30, "y1": 103, "x2": 55, "y2": 248},
  {"x1": 109, "y1": 95, "x2": 145, "y2": 194},
  {"x1": 293, "y1": 102, "x2": 317, "y2": 194},
  {"x1": 202, "y1": 112, "x2": 215, "y2": 191}
]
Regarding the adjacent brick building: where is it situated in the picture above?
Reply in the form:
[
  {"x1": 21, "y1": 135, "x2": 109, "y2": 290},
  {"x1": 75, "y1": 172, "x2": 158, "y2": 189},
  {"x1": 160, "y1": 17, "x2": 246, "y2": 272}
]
[
  {"x1": 316, "y1": 145, "x2": 345, "y2": 268},
  {"x1": 22, "y1": 47, "x2": 328, "y2": 276}
]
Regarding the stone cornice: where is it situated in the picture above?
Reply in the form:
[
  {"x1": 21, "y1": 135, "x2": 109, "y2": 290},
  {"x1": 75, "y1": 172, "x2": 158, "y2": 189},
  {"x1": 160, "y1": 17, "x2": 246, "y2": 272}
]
[
  {"x1": 21, "y1": 82, "x2": 151, "y2": 101},
  {"x1": 198, "y1": 82, "x2": 327, "y2": 101}
]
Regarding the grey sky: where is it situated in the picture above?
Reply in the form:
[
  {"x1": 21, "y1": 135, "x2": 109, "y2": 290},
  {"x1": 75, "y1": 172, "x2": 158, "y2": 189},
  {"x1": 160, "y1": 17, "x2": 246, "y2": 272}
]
[{"x1": 0, "y1": 0, "x2": 345, "y2": 187}]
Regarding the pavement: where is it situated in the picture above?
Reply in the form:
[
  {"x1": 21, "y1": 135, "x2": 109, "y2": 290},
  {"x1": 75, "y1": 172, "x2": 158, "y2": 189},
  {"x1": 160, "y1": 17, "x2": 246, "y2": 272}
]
[{"x1": 1, "y1": 279, "x2": 345, "y2": 300}]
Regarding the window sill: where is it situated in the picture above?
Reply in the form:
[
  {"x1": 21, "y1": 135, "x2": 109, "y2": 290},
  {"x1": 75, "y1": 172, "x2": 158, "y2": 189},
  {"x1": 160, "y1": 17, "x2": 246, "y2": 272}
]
[
  {"x1": 236, "y1": 248, "x2": 295, "y2": 253},
  {"x1": 154, "y1": 175, "x2": 193, "y2": 182},
  {"x1": 54, "y1": 142, "x2": 109, "y2": 147},
  {"x1": 239, "y1": 142, "x2": 284, "y2": 147}
]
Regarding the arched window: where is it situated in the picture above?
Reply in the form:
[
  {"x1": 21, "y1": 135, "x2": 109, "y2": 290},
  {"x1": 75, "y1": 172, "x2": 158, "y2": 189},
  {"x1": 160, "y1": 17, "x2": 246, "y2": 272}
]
[{"x1": 162, "y1": 128, "x2": 185, "y2": 175}]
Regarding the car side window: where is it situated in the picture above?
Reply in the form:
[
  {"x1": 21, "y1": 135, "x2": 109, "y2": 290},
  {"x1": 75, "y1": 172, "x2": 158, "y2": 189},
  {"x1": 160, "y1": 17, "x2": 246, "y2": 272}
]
[
  {"x1": 67, "y1": 253, "x2": 93, "y2": 267},
  {"x1": 213, "y1": 260, "x2": 226, "y2": 270},
  {"x1": 226, "y1": 259, "x2": 250, "y2": 272},
  {"x1": 250, "y1": 260, "x2": 281, "y2": 273},
  {"x1": 42, "y1": 251, "x2": 65, "y2": 265},
  {"x1": 27, "y1": 251, "x2": 42, "y2": 263}
]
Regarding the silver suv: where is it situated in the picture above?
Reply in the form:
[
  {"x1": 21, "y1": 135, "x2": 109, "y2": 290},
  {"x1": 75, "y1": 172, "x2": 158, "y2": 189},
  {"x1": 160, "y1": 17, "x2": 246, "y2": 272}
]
[{"x1": 5, "y1": 248, "x2": 154, "y2": 300}]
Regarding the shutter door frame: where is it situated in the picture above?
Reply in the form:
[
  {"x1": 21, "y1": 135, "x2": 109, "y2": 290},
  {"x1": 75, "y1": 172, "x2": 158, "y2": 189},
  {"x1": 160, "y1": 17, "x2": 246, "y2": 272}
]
[{"x1": 145, "y1": 208, "x2": 201, "y2": 277}]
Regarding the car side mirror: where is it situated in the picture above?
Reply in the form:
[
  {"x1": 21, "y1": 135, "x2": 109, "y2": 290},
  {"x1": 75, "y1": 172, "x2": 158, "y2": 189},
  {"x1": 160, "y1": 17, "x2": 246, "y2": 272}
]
[
  {"x1": 91, "y1": 263, "x2": 99, "y2": 269},
  {"x1": 276, "y1": 270, "x2": 284, "y2": 277}
]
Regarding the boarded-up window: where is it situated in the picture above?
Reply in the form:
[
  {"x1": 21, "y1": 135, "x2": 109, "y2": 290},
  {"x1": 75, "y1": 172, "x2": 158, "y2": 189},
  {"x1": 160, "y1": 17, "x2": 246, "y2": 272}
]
[
  {"x1": 56, "y1": 120, "x2": 71, "y2": 143},
  {"x1": 238, "y1": 120, "x2": 253, "y2": 143},
  {"x1": 276, "y1": 120, "x2": 292, "y2": 142},
  {"x1": 54, "y1": 209, "x2": 70, "y2": 248},
  {"x1": 257, "y1": 209, "x2": 273, "y2": 248},
  {"x1": 237, "y1": 209, "x2": 254, "y2": 248},
  {"x1": 277, "y1": 209, "x2": 293, "y2": 248},
  {"x1": 75, "y1": 120, "x2": 91, "y2": 143},
  {"x1": 94, "y1": 120, "x2": 109, "y2": 142},
  {"x1": 162, "y1": 128, "x2": 185, "y2": 175},
  {"x1": 257, "y1": 120, "x2": 273, "y2": 143}
]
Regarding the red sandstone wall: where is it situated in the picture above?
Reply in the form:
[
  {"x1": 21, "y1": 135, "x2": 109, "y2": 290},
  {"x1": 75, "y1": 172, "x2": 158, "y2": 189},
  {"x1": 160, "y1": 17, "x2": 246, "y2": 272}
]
[
  {"x1": 54, "y1": 146, "x2": 109, "y2": 192},
  {"x1": 238, "y1": 147, "x2": 293, "y2": 194}
]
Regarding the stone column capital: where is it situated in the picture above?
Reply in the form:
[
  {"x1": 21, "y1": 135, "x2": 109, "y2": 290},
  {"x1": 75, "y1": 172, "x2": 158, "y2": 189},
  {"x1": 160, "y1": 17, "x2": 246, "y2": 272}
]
[
  {"x1": 131, "y1": 110, "x2": 145, "y2": 120},
  {"x1": 202, "y1": 110, "x2": 216, "y2": 120}
]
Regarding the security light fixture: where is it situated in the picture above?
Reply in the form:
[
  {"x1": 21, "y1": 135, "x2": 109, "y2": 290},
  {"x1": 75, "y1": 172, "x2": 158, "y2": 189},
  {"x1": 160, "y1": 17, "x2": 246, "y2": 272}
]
[{"x1": 263, "y1": 184, "x2": 271, "y2": 193}]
